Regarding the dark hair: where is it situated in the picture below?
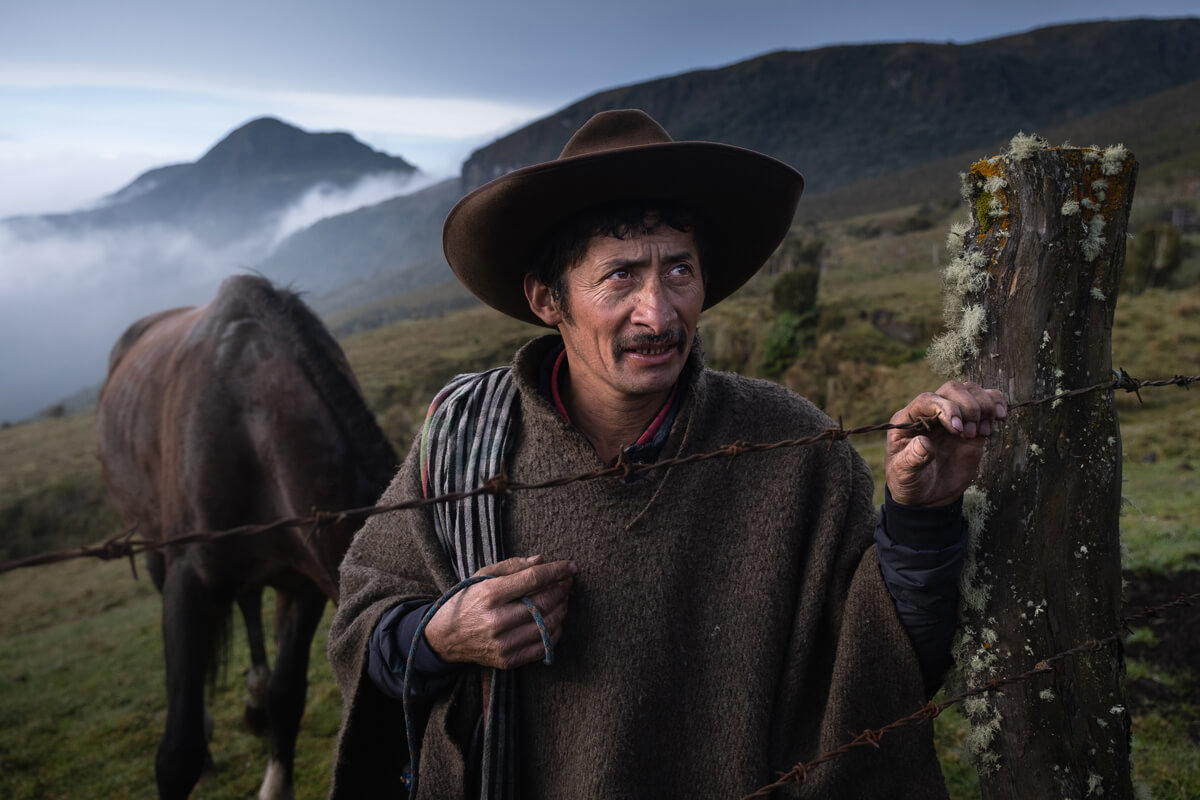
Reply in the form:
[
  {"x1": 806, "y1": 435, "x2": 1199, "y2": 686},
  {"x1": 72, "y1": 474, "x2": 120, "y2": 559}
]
[{"x1": 530, "y1": 201, "x2": 708, "y2": 319}]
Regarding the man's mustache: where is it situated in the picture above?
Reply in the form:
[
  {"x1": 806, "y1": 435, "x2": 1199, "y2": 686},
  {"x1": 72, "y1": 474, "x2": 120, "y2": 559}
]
[{"x1": 613, "y1": 329, "x2": 686, "y2": 358}]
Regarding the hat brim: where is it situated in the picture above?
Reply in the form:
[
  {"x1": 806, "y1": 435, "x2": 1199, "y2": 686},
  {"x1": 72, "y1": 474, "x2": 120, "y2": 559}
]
[{"x1": 443, "y1": 141, "x2": 804, "y2": 327}]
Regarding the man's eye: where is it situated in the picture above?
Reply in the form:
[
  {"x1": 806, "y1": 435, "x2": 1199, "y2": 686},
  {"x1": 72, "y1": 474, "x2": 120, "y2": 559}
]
[
  {"x1": 606, "y1": 269, "x2": 631, "y2": 281},
  {"x1": 670, "y1": 263, "x2": 694, "y2": 276}
]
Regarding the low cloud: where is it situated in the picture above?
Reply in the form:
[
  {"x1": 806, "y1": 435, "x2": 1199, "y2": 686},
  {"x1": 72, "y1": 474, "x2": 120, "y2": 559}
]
[
  {"x1": 0, "y1": 220, "x2": 263, "y2": 422},
  {"x1": 0, "y1": 165, "x2": 443, "y2": 422},
  {"x1": 262, "y1": 92, "x2": 547, "y2": 141},
  {"x1": 0, "y1": 151, "x2": 171, "y2": 218},
  {"x1": 268, "y1": 170, "x2": 443, "y2": 247}
]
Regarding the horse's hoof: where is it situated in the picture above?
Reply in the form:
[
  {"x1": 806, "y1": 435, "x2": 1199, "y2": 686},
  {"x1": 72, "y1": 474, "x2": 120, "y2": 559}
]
[
  {"x1": 198, "y1": 748, "x2": 216, "y2": 783},
  {"x1": 258, "y1": 759, "x2": 295, "y2": 800}
]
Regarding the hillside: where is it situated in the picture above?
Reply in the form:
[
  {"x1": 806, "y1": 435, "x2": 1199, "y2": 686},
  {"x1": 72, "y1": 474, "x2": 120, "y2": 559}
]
[
  {"x1": 462, "y1": 18, "x2": 1200, "y2": 194},
  {"x1": 803, "y1": 76, "x2": 1200, "y2": 223},
  {"x1": 258, "y1": 178, "x2": 463, "y2": 304}
]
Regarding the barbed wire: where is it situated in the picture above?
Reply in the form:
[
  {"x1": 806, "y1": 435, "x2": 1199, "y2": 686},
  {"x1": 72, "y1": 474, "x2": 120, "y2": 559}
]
[
  {"x1": 739, "y1": 589, "x2": 1200, "y2": 799},
  {"x1": 1, "y1": 370, "x2": 1195, "y2": 578}
]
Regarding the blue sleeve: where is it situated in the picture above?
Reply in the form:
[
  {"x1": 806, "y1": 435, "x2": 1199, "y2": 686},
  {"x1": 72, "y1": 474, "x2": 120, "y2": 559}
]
[
  {"x1": 367, "y1": 599, "x2": 464, "y2": 701},
  {"x1": 874, "y1": 486, "x2": 967, "y2": 696}
]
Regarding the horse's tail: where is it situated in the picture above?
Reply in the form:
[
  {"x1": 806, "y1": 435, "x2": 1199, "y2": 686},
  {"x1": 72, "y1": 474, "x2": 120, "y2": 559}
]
[
  {"x1": 214, "y1": 274, "x2": 399, "y2": 498},
  {"x1": 209, "y1": 605, "x2": 235, "y2": 697}
]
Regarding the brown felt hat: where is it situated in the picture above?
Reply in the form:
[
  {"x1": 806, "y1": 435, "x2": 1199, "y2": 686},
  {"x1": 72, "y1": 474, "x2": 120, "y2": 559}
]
[{"x1": 442, "y1": 109, "x2": 805, "y2": 326}]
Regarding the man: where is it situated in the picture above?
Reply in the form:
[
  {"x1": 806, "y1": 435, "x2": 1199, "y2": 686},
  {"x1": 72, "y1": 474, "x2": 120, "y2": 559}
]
[{"x1": 327, "y1": 110, "x2": 1005, "y2": 799}]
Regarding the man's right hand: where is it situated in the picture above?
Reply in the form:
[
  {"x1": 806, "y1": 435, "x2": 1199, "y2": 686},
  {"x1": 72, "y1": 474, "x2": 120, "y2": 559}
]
[{"x1": 423, "y1": 555, "x2": 577, "y2": 669}]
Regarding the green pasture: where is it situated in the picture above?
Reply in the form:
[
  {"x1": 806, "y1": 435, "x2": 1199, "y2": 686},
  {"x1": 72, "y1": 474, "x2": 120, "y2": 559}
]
[
  {"x1": 1, "y1": 178, "x2": 1197, "y2": 797},
  {"x1": 0, "y1": 559, "x2": 339, "y2": 800}
]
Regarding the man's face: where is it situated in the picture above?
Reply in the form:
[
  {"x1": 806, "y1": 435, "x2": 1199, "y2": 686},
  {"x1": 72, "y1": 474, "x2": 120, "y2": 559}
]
[{"x1": 527, "y1": 226, "x2": 704, "y2": 405}]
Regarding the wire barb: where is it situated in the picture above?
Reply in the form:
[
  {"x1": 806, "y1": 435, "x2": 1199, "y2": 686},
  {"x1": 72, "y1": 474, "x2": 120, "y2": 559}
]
[
  {"x1": 718, "y1": 440, "x2": 751, "y2": 465},
  {"x1": 482, "y1": 469, "x2": 511, "y2": 496},
  {"x1": 610, "y1": 450, "x2": 636, "y2": 481},
  {"x1": 1113, "y1": 367, "x2": 1144, "y2": 403}
]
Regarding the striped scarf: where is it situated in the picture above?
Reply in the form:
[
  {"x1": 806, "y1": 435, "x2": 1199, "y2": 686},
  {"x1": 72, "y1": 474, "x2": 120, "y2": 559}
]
[{"x1": 416, "y1": 366, "x2": 521, "y2": 799}]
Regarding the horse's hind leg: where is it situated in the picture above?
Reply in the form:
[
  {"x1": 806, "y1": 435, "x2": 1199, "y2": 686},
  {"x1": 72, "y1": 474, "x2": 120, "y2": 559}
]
[
  {"x1": 258, "y1": 582, "x2": 326, "y2": 800},
  {"x1": 238, "y1": 588, "x2": 271, "y2": 735},
  {"x1": 156, "y1": 561, "x2": 219, "y2": 800}
]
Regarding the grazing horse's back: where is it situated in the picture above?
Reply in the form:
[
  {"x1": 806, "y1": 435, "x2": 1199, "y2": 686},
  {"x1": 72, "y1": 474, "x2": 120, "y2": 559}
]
[{"x1": 97, "y1": 274, "x2": 397, "y2": 799}]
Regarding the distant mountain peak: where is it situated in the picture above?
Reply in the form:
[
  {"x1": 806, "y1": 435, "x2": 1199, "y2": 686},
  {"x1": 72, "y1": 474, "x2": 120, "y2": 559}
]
[
  {"x1": 196, "y1": 116, "x2": 415, "y2": 179},
  {"x1": 102, "y1": 116, "x2": 417, "y2": 209},
  {"x1": 234, "y1": 115, "x2": 293, "y2": 132},
  {"x1": 56, "y1": 116, "x2": 420, "y2": 246}
]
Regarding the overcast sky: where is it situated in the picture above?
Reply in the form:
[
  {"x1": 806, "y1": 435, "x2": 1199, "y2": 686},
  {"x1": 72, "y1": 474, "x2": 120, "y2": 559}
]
[{"x1": 1, "y1": 1, "x2": 1196, "y2": 217}]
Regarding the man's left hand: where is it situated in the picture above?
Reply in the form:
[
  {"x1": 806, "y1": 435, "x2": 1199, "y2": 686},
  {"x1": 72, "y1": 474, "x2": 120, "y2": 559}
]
[{"x1": 884, "y1": 380, "x2": 1007, "y2": 507}]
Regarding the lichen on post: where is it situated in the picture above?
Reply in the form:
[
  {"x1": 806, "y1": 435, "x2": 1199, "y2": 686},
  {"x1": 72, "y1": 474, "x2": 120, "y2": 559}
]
[{"x1": 931, "y1": 134, "x2": 1137, "y2": 799}]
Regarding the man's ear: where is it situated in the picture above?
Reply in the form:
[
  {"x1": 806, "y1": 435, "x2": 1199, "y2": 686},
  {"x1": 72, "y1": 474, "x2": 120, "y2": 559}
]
[{"x1": 524, "y1": 273, "x2": 564, "y2": 327}]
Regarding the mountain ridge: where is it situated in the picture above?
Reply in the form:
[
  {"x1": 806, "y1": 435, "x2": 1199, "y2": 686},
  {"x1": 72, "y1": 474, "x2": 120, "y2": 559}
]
[
  {"x1": 462, "y1": 17, "x2": 1200, "y2": 194},
  {"x1": 802, "y1": 76, "x2": 1200, "y2": 223}
]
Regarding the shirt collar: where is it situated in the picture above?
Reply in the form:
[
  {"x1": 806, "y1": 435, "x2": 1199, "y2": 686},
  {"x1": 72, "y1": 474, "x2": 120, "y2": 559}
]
[{"x1": 541, "y1": 341, "x2": 684, "y2": 465}]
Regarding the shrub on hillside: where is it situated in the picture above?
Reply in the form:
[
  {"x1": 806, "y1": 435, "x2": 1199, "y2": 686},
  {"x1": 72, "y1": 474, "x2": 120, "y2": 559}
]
[
  {"x1": 763, "y1": 235, "x2": 825, "y2": 275},
  {"x1": 757, "y1": 309, "x2": 817, "y2": 379},
  {"x1": 772, "y1": 267, "x2": 821, "y2": 314}
]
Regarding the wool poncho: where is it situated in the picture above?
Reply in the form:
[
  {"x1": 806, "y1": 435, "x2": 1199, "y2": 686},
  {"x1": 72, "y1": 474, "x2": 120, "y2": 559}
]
[{"x1": 327, "y1": 336, "x2": 949, "y2": 799}]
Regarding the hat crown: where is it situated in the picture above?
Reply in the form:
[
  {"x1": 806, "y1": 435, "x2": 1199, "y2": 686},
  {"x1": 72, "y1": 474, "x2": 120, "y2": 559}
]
[{"x1": 558, "y1": 109, "x2": 674, "y2": 159}]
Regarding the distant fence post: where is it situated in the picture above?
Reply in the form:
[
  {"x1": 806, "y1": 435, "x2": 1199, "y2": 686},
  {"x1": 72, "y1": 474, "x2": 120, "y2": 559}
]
[{"x1": 929, "y1": 136, "x2": 1138, "y2": 798}]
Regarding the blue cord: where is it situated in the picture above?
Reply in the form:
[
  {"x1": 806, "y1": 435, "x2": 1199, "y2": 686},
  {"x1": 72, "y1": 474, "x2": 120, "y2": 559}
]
[{"x1": 520, "y1": 596, "x2": 555, "y2": 666}]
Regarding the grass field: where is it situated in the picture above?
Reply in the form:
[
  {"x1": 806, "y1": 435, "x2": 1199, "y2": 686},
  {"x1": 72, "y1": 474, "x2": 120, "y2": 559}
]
[
  {"x1": 1, "y1": 178, "x2": 1197, "y2": 796},
  {"x1": 0, "y1": 559, "x2": 339, "y2": 800}
]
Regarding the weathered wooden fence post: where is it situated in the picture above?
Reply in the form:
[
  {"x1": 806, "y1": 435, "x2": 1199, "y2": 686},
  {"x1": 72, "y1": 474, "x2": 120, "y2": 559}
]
[{"x1": 929, "y1": 135, "x2": 1138, "y2": 798}]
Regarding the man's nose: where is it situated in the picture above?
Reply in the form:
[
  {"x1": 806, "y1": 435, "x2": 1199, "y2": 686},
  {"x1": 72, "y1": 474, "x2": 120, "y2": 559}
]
[{"x1": 630, "y1": 276, "x2": 677, "y2": 332}]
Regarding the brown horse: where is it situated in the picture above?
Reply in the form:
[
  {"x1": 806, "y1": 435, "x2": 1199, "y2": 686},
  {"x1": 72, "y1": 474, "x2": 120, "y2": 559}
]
[{"x1": 96, "y1": 274, "x2": 397, "y2": 799}]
